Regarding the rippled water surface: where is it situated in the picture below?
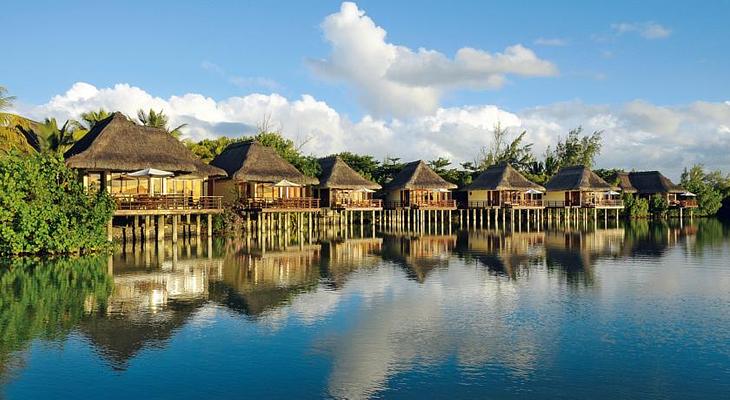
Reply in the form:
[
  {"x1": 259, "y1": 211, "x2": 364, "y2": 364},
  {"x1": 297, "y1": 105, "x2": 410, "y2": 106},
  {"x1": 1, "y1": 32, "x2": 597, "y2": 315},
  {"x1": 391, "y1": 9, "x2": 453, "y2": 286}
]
[{"x1": 2, "y1": 220, "x2": 730, "y2": 399}]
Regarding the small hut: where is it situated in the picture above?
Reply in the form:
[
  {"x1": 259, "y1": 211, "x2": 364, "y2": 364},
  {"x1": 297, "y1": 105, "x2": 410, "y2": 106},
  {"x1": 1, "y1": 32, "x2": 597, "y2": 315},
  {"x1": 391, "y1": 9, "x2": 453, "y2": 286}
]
[
  {"x1": 544, "y1": 165, "x2": 622, "y2": 208},
  {"x1": 210, "y1": 141, "x2": 319, "y2": 210},
  {"x1": 380, "y1": 160, "x2": 457, "y2": 209},
  {"x1": 464, "y1": 163, "x2": 545, "y2": 208},
  {"x1": 64, "y1": 112, "x2": 225, "y2": 205},
  {"x1": 315, "y1": 156, "x2": 382, "y2": 209},
  {"x1": 626, "y1": 171, "x2": 697, "y2": 208}
]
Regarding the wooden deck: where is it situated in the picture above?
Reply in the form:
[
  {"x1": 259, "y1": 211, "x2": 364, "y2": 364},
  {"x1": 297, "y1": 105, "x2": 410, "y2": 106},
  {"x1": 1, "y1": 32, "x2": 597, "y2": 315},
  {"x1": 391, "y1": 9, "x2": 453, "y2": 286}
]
[
  {"x1": 465, "y1": 200, "x2": 544, "y2": 209},
  {"x1": 113, "y1": 195, "x2": 224, "y2": 216},
  {"x1": 545, "y1": 200, "x2": 624, "y2": 209},
  {"x1": 242, "y1": 197, "x2": 321, "y2": 213},
  {"x1": 331, "y1": 199, "x2": 383, "y2": 211},
  {"x1": 384, "y1": 200, "x2": 457, "y2": 210}
]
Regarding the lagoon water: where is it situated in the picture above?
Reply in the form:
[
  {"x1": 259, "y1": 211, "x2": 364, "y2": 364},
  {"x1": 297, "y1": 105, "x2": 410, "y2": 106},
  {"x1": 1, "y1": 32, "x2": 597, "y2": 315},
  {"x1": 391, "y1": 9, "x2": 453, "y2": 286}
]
[{"x1": 2, "y1": 220, "x2": 730, "y2": 399}]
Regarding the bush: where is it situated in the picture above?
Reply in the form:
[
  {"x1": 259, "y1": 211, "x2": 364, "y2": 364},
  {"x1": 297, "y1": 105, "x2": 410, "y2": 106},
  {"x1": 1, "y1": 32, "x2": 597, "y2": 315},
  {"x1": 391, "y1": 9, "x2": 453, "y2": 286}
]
[
  {"x1": 649, "y1": 194, "x2": 668, "y2": 216},
  {"x1": 623, "y1": 193, "x2": 649, "y2": 219},
  {"x1": 0, "y1": 152, "x2": 115, "y2": 255}
]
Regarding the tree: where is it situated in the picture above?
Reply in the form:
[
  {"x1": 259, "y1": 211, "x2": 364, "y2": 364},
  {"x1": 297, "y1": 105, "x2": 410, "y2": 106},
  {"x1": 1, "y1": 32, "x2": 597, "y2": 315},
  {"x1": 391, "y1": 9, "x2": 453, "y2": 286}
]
[
  {"x1": 546, "y1": 126, "x2": 603, "y2": 169},
  {"x1": 0, "y1": 86, "x2": 15, "y2": 113},
  {"x1": 476, "y1": 123, "x2": 535, "y2": 172},
  {"x1": 623, "y1": 193, "x2": 649, "y2": 219},
  {"x1": 184, "y1": 137, "x2": 243, "y2": 163},
  {"x1": 649, "y1": 194, "x2": 669, "y2": 217},
  {"x1": 336, "y1": 152, "x2": 380, "y2": 180},
  {"x1": 137, "y1": 109, "x2": 186, "y2": 138},
  {"x1": 0, "y1": 153, "x2": 115, "y2": 255},
  {"x1": 0, "y1": 86, "x2": 39, "y2": 155},
  {"x1": 680, "y1": 165, "x2": 724, "y2": 216},
  {"x1": 373, "y1": 157, "x2": 405, "y2": 185},
  {"x1": 19, "y1": 118, "x2": 86, "y2": 154},
  {"x1": 80, "y1": 108, "x2": 111, "y2": 130}
]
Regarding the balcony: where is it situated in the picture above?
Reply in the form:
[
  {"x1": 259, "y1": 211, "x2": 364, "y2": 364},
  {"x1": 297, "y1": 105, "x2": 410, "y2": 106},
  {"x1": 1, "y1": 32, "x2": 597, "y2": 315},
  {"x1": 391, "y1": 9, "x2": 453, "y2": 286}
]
[
  {"x1": 384, "y1": 200, "x2": 457, "y2": 209},
  {"x1": 242, "y1": 197, "x2": 320, "y2": 211},
  {"x1": 465, "y1": 199, "x2": 544, "y2": 209},
  {"x1": 673, "y1": 199, "x2": 698, "y2": 208},
  {"x1": 113, "y1": 194, "x2": 223, "y2": 215},
  {"x1": 332, "y1": 199, "x2": 383, "y2": 209},
  {"x1": 545, "y1": 199, "x2": 624, "y2": 208}
]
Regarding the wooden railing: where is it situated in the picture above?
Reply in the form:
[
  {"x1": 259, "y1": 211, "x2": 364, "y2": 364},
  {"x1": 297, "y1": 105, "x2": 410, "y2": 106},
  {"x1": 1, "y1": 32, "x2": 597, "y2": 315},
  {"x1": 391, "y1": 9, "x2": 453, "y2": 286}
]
[
  {"x1": 465, "y1": 199, "x2": 544, "y2": 208},
  {"x1": 384, "y1": 200, "x2": 457, "y2": 209},
  {"x1": 545, "y1": 199, "x2": 624, "y2": 208},
  {"x1": 674, "y1": 199, "x2": 698, "y2": 208},
  {"x1": 114, "y1": 194, "x2": 223, "y2": 211},
  {"x1": 243, "y1": 197, "x2": 320, "y2": 210},
  {"x1": 333, "y1": 199, "x2": 383, "y2": 209}
]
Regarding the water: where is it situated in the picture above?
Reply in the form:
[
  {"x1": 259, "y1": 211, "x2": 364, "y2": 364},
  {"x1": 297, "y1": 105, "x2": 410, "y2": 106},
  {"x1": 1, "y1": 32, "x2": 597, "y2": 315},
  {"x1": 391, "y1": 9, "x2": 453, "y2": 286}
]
[{"x1": 1, "y1": 220, "x2": 729, "y2": 399}]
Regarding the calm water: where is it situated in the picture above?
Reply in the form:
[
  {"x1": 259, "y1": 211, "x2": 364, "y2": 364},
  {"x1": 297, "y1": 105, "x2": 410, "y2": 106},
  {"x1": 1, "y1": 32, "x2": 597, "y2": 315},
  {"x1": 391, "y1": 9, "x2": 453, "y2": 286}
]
[{"x1": 1, "y1": 220, "x2": 730, "y2": 399}]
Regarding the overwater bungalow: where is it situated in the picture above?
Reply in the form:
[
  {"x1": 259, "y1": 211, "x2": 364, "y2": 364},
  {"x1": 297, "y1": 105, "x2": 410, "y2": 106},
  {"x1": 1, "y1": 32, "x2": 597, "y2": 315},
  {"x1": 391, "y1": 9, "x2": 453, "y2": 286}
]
[
  {"x1": 544, "y1": 165, "x2": 623, "y2": 209},
  {"x1": 622, "y1": 171, "x2": 698, "y2": 209},
  {"x1": 381, "y1": 160, "x2": 457, "y2": 209},
  {"x1": 315, "y1": 156, "x2": 382, "y2": 210},
  {"x1": 210, "y1": 141, "x2": 320, "y2": 211},
  {"x1": 464, "y1": 162, "x2": 545, "y2": 209},
  {"x1": 64, "y1": 112, "x2": 226, "y2": 217}
]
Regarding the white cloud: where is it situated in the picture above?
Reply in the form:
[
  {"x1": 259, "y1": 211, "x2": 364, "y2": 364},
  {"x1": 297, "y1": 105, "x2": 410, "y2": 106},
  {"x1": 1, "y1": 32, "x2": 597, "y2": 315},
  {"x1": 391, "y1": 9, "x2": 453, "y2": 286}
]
[
  {"x1": 611, "y1": 21, "x2": 672, "y2": 39},
  {"x1": 309, "y1": 2, "x2": 557, "y2": 117},
  {"x1": 19, "y1": 82, "x2": 730, "y2": 180},
  {"x1": 534, "y1": 37, "x2": 568, "y2": 47}
]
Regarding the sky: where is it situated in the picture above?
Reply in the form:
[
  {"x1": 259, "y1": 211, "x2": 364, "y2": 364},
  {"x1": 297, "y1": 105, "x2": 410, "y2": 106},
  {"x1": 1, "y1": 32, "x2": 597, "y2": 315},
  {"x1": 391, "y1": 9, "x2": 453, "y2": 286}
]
[{"x1": 2, "y1": 0, "x2": 730, "y2": 179}]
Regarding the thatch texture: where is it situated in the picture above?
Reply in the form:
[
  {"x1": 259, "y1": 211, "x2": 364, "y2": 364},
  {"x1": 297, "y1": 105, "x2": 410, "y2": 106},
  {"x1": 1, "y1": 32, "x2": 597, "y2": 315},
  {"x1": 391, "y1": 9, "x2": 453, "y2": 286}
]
[
  {"x1": 465, "y1": 163, "x2": 544, "y2": 191},
  {"x1": 614, "y1": 172, "x2": 637, "y2": 193},
  {"x1": 210, "y1": 141, "x2": 318, "y2": 185},
  {"x1": 545, "y1": 165, "x2": 612, "y2": 191},
  {"x1": 316, "y1": 156, "x2": 381, "y2": 190},
  {"x1": 65, "y1": 112, "x2": 226, "y2": 177},
  {"x1": 382, "y1": 160, "x2": 457, "y2": 191},
  {"x1": 628, "y1": 171, "x2": 684, "y2": 194}
]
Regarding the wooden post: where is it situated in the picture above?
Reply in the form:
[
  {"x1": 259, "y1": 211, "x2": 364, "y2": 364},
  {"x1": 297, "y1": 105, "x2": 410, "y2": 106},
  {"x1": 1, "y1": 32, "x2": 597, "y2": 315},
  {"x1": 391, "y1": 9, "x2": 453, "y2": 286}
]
[
  {"x1": 172, "y1": 215, "x2": 178, "y2": 243},
  {"x1": 157, "y1": 215, "x2": 164, "y2": 242},
  {"x1": 208, "y1": 214, "x2": 213, "y2": 237},
  {"x1": 107, "y1": 218, "x2": 113, "y2": 242}
]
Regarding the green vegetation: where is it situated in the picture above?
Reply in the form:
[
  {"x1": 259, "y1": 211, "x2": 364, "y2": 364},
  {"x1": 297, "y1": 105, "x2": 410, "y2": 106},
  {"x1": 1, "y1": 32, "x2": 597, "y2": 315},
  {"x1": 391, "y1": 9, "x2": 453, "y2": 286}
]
[
  {"x1": 0, "y1": 255, "x2": 112, "y2": 375},
  {"x1": 622, "y1": 194, "x2": 649, "y2": 218},
  {"x1": 0, "y1": 153, "x2": 115, "y2": 255},
  {"x1": 680, "y1": 164, "x2": 727, "y2": 216},
  {"x1": 649, "y1": 194, "x2": 669, "y2": 217},
  {"x1": 137, "y1": 108, "x2": 187, "y2": 138}
]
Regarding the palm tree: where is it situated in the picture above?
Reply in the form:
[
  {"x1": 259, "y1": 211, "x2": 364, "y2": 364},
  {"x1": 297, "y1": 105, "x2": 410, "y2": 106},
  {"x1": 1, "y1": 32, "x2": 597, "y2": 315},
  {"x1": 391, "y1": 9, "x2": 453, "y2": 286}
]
[
  {"x1": 17, "y1": 118, "x2": 85, "y2": 154},
  {"x1": 80, "y1": 108, "x2": 111, "y2": 130},
  {"x1": 0, "y1": 86, "x2": 39, "y2": 154},
  {"x1": 137, "y1": 108, "x2": 186, "y2": 138}
]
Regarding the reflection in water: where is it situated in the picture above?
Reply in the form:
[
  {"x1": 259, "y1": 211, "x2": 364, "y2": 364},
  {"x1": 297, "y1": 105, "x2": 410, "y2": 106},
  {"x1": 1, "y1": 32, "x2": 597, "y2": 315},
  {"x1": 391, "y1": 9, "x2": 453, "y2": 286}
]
[{"x1": 1, "y1": 220, "x2": 729, "y2": 399}]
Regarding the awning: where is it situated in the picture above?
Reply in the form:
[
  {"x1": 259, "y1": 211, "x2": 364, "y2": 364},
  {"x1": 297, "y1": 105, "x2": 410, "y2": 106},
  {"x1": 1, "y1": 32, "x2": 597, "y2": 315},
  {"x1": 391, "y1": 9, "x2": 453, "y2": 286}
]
[
  {"x1": 605, "y1": 190, "x2": 621, "y2": 196},
  {"x1": 274, "y1": 179, "x2": 301, "y2": 187},
  {"x1": 126, "y1": 168, "x2": 174, "y2": 177},
  {"x1": 356, "y1": 188, "x2": 376, "y2": 193},
  {"x1": 437, "y1": 188, "x2": 451, "y2": 193},
  {"x1": 681, "y1": 191, "x2": 697, "y2": 197},
  {"x1": 525, "y1": 189, "x2": 543, "y2": 195}
]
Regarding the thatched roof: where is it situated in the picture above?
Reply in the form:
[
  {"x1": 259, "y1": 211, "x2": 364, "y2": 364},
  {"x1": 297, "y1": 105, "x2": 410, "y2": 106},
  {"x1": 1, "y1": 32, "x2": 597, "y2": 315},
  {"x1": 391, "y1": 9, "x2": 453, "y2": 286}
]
[
  {"x1": 628, "y1": 171, "x2": 684, "y2": 194},
  {"x1": 316, "y1": 156, "x2": 381, "y2": 190},
  {"x1": 545, "y1": 165, "x2": 612, "y2": 191},
  {"x1": 465, "y1": 163, "x2": 544, "y2": 192},
  {"x1": 64, "y1": 112, "x2": 226, "y2": 177},
  {"x1": 382, "y1": 160, "x2": 457, "y2": 191},
  {"x1": 614, "y1": 172, "x2": 637, "y2": 193},
  {"x1": 210, "y1": 141, "x2": 318, "y2": 185}
]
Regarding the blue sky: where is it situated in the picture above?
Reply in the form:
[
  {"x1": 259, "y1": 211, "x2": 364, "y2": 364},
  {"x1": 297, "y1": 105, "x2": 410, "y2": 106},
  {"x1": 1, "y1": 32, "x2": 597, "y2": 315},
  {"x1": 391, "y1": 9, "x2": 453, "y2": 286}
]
[{"x1": 3, "y1": 1, "x2": 730, "y2": 177}]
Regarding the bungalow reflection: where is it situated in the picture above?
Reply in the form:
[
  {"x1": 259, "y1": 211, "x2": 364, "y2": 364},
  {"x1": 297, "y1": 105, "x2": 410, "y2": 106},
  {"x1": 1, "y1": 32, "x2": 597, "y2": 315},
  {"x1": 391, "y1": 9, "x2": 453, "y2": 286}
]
[
  {"x1": 211, "y1": 241, "x2": 322, "y2": 317},
  {"x1": 455, "y1": 230, "x2": 546, "y2": 279},
  {"x1": 544, "y1": 228, "x2": 624, "y2": 287},
  {"x1": 380, "y1": 233, "x2": 457, "y2": 283},
  {"x1": 319, "y1": 237, "x2": 383, "y2": 288}
]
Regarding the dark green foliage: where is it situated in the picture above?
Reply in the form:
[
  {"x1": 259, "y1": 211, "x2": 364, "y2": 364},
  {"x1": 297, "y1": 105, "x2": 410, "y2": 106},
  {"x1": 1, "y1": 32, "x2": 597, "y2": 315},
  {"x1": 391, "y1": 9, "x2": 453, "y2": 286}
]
[
  {"x1": 372, "y1": 157, "x2": 404, "y2": 185},
  {"x1": 649, "y1": 194, "x2": 669, "y2": 216},
  {"x1": 594, "y1": 168, "x2": 625, "y2": 186},
  {"x1": 680, "y1": 165, "x2": 725, "y2": 216},
  {"x1": 0, "y1": 255, "x2": 113, "y2": 371},
  {"x1": 622, "y1": 193, "x2": 649, "y2": 218},
  {"x1": 0, "y1": 153, "x2": 115, "y2": 255},
  {"x1": 336, "y1": 152, "x2": 380, "y2": 181},
  {"x1": 545, "y1": 127, "x2": 603, "y2": 171},
  {"x1": 476, "y1": 124, "x2": 535, "y2": 172},
  {"x1": 184, "y1": 136, "x2": 245, "y2": 163}
]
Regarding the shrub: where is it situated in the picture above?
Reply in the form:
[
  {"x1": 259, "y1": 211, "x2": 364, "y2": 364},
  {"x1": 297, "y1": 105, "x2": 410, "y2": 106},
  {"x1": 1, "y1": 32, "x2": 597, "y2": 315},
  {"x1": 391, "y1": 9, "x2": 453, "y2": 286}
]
[
  {"x1": 0, "y1": 152, "x2": 115, "y2": 255},
  {"x1": 649, "y1": 194, "x2": 669, "y2": 217}
]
